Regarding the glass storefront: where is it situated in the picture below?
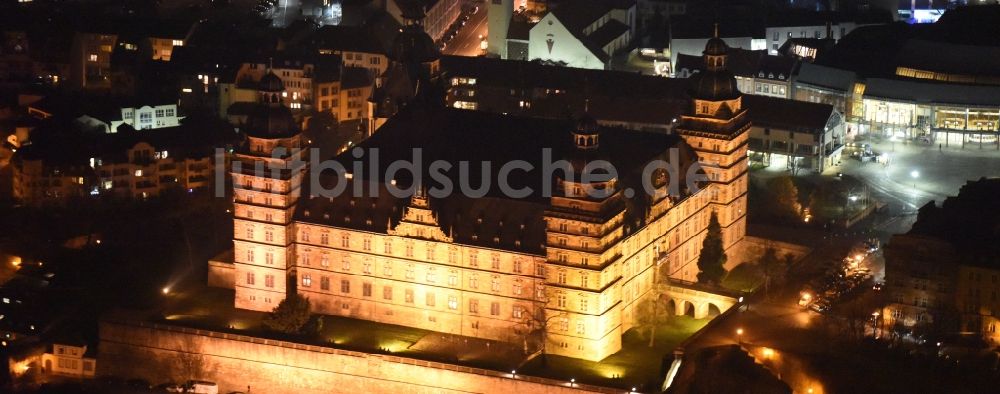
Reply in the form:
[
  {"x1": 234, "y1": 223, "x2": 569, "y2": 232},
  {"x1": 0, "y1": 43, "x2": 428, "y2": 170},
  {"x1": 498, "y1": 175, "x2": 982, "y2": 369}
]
[{"x1": 934, "y1": 107, "x2": 1000, "y2": 131}]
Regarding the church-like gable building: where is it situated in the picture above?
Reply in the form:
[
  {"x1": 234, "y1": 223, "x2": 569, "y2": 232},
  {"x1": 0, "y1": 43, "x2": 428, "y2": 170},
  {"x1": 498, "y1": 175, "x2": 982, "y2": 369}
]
[{"x1": 219, "y1": 28, "x2": 748, "y2": 362}]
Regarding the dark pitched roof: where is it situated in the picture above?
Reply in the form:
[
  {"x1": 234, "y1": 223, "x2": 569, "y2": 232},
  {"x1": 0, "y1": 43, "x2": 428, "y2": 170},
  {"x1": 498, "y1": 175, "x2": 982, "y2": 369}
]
[
  {"x1": 550, "y1": 2, "x2": 612, "y2": 33},
  {"x1": 585, "y1": 19, "x2": 629, "y2": 50},
  {"x1": 311, "y1": 25, "x2": 387, "y2": 54},
  {"x1": 507, "y1": 18, "x2": 532, "y2": 41},
  {"x1": 895, "y1": 39, "x2": 1000, "y2": 78},
  {"x1": 16, "y1": 116, "x2": 236, "y2": 167},
  {"x1": 754, "y1": 54, "x2": 797, "y2": 81},
  {"x1": 794, "y1": 62, "x2": 856, "y2": 91},
  {"x1": 341, "y1": 66, "x2": 372, "y2": 89},
  {"x1": 864, "y1": 78, "x2": 1000, "y2": 106},
  {"x1": 742, "y1": 95, "x2": 834, "y2": 132},
  {"x1": 310, "y1": 105, "x2": 691, "y2": 253}
]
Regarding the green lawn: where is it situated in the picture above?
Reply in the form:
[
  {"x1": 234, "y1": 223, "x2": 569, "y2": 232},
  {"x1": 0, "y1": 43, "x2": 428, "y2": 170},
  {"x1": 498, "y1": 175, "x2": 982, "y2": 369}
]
[
  {"x1": 518, "y1": 316, "x2": 708, "y2": 390},
  {"x1": 721, "y1": 263, "x2": 763, "y2": 293},
  {"x1": 160, "y1": 286, "x2": 523, "y2": 369},
  {"x1": 160, "y1": 287, "x2": 707, "y2": 389}
]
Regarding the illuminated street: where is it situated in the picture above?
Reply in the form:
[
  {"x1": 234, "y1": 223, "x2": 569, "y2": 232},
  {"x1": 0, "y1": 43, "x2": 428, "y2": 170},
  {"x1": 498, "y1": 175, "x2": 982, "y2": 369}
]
[{"x1": 442, "y1": 3, "x2": 488, "y2": 57}]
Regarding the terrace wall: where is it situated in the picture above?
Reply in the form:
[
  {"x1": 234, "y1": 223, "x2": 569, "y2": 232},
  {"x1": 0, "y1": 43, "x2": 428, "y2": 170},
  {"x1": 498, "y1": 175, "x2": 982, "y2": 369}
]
[{"x1": 97, "y1": 319, "x2": 624, "y2": 394}]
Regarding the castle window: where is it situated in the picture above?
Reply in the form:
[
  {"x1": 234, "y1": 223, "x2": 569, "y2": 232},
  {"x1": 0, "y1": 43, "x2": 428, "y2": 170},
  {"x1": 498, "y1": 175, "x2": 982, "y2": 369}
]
[
  {"x1": 581, "y1": 273, "x2": 589, "y2": 288},
  {"x1": 301, "y1": 274, "x2": 312, "y2": 287},
  {"x1": 320, "y1": 276, "x2": 330, "y2": 290},
  {"x1": 384, "y1": 240, "x2": 392, "y2": 254},
  {"x1": 513, "y1": 280, "x2": 523, "y2": 295},
  {"x1": 491, "y1": 276, "x2": 501, "y2": 292},
  {"x1": 363, "y1": 283, "x2": 372, "y2": 297},
  {"x1": 342, "y1": 258, "x2": 351, "y2": 271},
  {"x1": 341, "y1": 279, "x2": 350, "y2": 293},
  {"x1": 469, "y1": 252, "x2": 478, "y2": 267},
  {"x1": 469, "y1": 299, "x2": 479, "y2": 314},
  {"x1": 579, "y1": 298, "x2": 588, "y2": 312},
  {"x1": 384, "y1": 262, "x2": 393, "y2": 277},
  {"x1": 265, "y1": 252, "x2": 273, "y2": 265},
  {"x1": 264, "y1": 275, "x2": 274, "y2": 288},
  {"x1": 491, "y1": 302, "x2": 500, "y2": 316},
  {"x1": 577, "y1": 322, "x2": 586, "y2": 334},
  {"x1": 426, "y1": 293, "x2": 435, "y2": 307},
  {"x1": 321, "y1": 233, "x2": 329, "y2": 245},
  {"x1": 405, "y1": 242, "x2": 414, "y2": 257},
  {"x1": 321, "y1": 255, "x2": 329, "y2": 267},
  {"x1": 363, "y1": 237, "x2": 372, "y2": 251},
  {"x1": 426, "y1": 268, "x2": 437, "y2": 283},
  {"x1": 301, "y1": 231, "x2": 310, "y2": 242},
  {"x1": 383, "y1": 286, "x2": 393, "y2": 300},
  {"x1": 513, "y1": 259, "x2": 523, "y2": 273},
  {"x1": 405, "y1": 264, "x2": 415, "y2": 279},
  {"x1": 246, "y1": 227, "x2": 254, "y2": 239},
  {"x1": 405, "y1": 289, "x2": 414, "y2": 303},
  {"x1": 448, "y1": 296, "x2": 458, "y2": 310},
  {"x1": 448, "y1": 271, "x2": 458, "y2": 286},
  {"x1": 247, "y1": 249, "x2": 254, "y2": 263},
  {"x1": 557, "y1": 293, "x2": 566, "y2": 308},
  {"x1": 513, "y1": 306, "x2": 524, "y2": 319},
  {"x1": 363, "y1": 260, "x2": 372, "y2": 274},
  {"x1": 341, "y1": 233, "x2": 350, "y2": 248},
  {"x1": 491, "y1": 254, "x2": 500, "y2": 269},
  {"x1": 265, "y1": 230, "x2": 273, "y2": 242},
  {"x1": 246, "y1": 272, "x2": 255, "y2": 285},
  {"x1": 469, "y1": 274, "x2": 478, "y2": 289}
]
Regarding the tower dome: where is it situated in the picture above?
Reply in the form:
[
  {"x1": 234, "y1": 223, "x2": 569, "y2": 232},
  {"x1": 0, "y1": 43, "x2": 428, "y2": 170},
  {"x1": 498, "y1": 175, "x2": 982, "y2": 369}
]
[
  {"x1": 244, "y1": 71, "x2": 299, "y2": 138},
  {"x1": 258, "y1": 71, "x2": 285, "y2": 93},
  {"x1": 388, "y1": 0, "x2": 440, "y2": 64},
  {"x1": 687, "y1": 25, "x2": 740, "y2": 102}
]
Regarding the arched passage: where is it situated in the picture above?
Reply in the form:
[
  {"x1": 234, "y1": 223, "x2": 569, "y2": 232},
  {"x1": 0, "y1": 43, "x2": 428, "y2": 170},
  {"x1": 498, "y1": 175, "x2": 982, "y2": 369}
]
[
  {"x1": 683, "y1": 301, "x2": 696, "y2": 317},
  {"x1": 706, "y1": 303, "x2": 722, "y2": 318},
  {"x1": 666, "y1": 299, "x2": 677, "y2": 316}
]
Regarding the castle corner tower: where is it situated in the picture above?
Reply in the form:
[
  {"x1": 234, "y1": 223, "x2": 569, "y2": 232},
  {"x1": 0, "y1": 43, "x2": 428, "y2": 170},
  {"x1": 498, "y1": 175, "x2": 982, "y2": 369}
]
[
  {"x1": 676, "y1": 31, "x2": 749, "y2": 260},
  {"x1": 232, "y1": 71, "x2": 309, "y2": 312}
]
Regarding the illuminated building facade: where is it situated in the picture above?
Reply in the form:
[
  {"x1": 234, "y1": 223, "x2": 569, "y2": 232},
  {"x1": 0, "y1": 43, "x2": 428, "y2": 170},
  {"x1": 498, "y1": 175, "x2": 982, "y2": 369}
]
[
  {"x1": 231, "y1": 71, "x2": 309, "y2": 312},
  {"x1": 11, "y1": 121, "x2": 225, "y2": 206},
  {"x1": 224, "y1": 38, "x2": 748, "y2": 361}
]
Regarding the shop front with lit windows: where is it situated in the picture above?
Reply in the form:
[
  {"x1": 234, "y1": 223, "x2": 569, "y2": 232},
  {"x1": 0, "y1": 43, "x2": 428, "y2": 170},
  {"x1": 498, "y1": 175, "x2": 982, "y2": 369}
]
[
  {"x1": 933, "y1": 106, "x2": 1000, "y2": 147},
  {"x1": 861, "y1": 98, "x2": 1000, "y2": 148}
]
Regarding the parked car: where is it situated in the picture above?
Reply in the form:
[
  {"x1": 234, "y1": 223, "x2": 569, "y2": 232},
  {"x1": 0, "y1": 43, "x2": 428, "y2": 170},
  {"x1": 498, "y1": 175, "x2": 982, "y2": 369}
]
[{"x1": 188, "y1": 380, "x2": 219, "y2": 394}]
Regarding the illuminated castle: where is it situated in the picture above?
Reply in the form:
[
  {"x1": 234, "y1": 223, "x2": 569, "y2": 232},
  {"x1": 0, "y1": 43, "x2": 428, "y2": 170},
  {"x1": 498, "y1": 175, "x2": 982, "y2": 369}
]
[{"x1": 224, "y1": 32, "x2": 748, "y2": 362}]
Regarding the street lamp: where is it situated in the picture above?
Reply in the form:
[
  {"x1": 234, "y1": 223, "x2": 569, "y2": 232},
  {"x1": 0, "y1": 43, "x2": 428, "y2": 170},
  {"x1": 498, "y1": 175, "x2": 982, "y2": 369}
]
[
  {"x1": 872, "y1": 311, "x2": 880, "y2": 337},
  {"x1": 162, "y1": 287, "x2": 171, "y2": 295},
  {"x1": 910, "y1": 170, "x2": 920, "y2": 189},
  {"x1": 736, "y1": 328, "x2": 744, "y2": 345}
]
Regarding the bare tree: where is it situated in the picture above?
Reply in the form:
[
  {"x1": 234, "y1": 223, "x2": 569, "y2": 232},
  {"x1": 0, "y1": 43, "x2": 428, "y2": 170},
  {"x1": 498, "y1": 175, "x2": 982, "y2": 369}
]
[
  {"x1": 517, "y1": 306, "x2": 565, "y2": 366},
  {"x1": 635, "y1": 293, "x2": 671, "y2": 347}
]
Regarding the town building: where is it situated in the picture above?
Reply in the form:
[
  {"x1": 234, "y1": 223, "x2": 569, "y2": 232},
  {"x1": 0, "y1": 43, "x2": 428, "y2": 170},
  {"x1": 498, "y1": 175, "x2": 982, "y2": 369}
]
[
  {"x1": 314, "y1": 65, "x2": 373, "y2": 124},
  {"x1": 69, "y1": 30, "x2": 118, "y2": 90},
  {"x1": 743, "y1": 94, "x2": 845, "y2": 173},
  {"x1": 213, "y1": 36, "x2": 749, "y2": 362},
  {"x1": 387, "y1": 0, "x2": 462, "y2": 42},
  {"x1": 41, "y1": 342, "x2": 97, "y2": 378},
  {"x1": 26, "y1": 94, "x2": 183, "y2": 133},
  {"x1": 489, "y1": 0, "x2": 636, "y2": 69},
  {"x1": 11, "y1": 118, "x2": 232, "y2": 205},
  {"x1": 368, "y1": 8, "x2": 442, "y2": 134},
  {"x1": 438, "y1": 50, "x2": 844, "y2": 174},
  {"x1": 311, "y1": 26, "x2": 389, "y2": 78},
  {"x1": 885, "y1": 178, "x2": 1000, "y2": 341}
]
